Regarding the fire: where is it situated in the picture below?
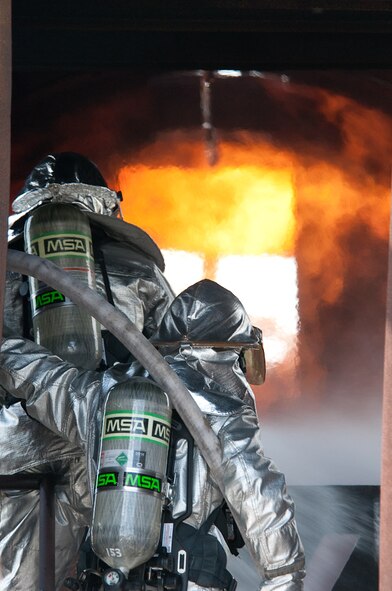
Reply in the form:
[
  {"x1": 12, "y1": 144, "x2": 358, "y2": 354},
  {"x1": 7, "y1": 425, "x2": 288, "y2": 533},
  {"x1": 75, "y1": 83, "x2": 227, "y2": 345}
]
[
  {"x1": 295, "y1": 163, "x2": 390, "y2": 306},
  {"x1": 113, "y1": 85, "x2": 392, "y2": 411},
  {"x1": 116, "y1": 90, "x2": 391, "y2": 269},
  {"x1": 118, "y1": 136, "x2": 296, "y2": 258}
]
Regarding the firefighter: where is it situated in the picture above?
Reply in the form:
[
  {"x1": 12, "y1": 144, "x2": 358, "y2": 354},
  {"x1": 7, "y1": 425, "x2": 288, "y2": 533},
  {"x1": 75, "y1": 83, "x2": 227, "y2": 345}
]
[
  {"x1": 149, "y1": 279, "x2": 305, "y2": 591},
  {"x1": 0, "y1": 152, "x2": 174, "y2": 590},
  {"x1": 0, "y1": 279, "x2": 305, "y2": 590},
  {"x1": 6, "y1": 152, "x2": 174, "y2": 355}
]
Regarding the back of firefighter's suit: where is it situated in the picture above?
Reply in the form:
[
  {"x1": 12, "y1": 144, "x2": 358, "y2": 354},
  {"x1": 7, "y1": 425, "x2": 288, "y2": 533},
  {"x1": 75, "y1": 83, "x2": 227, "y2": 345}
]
[
  {"x1": 0, "y1": 152, "x2": 174, "y2": 590},
  {"x1": 150, "y1": 279, "x2": 305, "y2": 591}
]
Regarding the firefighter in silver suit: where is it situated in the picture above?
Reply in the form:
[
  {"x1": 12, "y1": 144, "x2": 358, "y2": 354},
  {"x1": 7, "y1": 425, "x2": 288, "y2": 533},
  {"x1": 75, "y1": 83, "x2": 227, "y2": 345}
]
[
  {"x1": 0, "y1": 152, "x2": 174, "y2": 590},
  {"x1": 151, "y1": 279, "x2": 305, "y2": 591},
  {"x1": 0, "y1": 279, "x2": 305, "y2": 590}
]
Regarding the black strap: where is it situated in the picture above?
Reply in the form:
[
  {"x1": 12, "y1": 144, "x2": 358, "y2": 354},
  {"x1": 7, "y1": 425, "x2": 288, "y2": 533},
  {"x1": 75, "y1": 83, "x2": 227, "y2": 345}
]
[
  {"x1": 174, "y1": 507, "x2": 236, "y2": 590},
  {"x1": 19, "y1": 274, "x2": 32, "y2": 340},
  {"x1": 214, "y1": 502, "x2": 245, "y2": 556},
  {"x1": 94, "y1": 242, "x2": 132, "y2": 366},
  {"x1": 94, "y1": 243, "x2": 115, "y2": 306},
  {"x1": 165, "y1": 411, "x2": 238, "y2": 589}
]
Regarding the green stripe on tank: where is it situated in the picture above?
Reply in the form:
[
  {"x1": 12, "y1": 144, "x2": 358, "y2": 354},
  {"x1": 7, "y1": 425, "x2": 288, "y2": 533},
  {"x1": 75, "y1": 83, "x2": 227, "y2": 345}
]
[
  {"x1": 40, "y1": 252, "x2": 93, "y2": 260},
  {"x1": 105, "y1": 410, "x2": 169, "y2": 421},
  {"x1": 103, "y1": 435, "x2": 169, "y2": 447},
  {"x1": 29, "y1": 230, "x2": 92, "y2": 240}
]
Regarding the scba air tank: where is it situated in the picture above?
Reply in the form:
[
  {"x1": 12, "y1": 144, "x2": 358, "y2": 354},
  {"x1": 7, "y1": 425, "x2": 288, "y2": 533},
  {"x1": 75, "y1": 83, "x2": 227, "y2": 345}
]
[
  {"x1": 92, "y1": 378, "x2": 172, "y2": 571},
  {"x1": 24, "y1": 203, "x2": 102, "y2": 370}
]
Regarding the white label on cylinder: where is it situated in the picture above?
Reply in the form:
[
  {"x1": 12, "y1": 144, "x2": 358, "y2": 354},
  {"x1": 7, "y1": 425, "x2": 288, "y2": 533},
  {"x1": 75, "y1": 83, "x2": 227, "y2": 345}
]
[
  {"x1": 162, "y1": 523, "x2": 174, "y2": 553},
  {"x1": 100, "y1": 449, "x2": 131, "y2": 469}
]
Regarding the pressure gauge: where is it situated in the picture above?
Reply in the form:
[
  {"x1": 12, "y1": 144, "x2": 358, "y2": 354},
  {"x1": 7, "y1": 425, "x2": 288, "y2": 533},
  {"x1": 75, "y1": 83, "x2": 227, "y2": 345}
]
[{"x1": 103, "y1": 569, "x2": 121, "y2": 587}]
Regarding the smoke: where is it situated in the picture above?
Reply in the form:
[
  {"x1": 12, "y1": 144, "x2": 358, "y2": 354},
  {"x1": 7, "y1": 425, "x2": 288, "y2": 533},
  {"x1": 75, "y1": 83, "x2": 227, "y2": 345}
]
[{"x1": 291, "y1": 87, "x2": 391, "y2": 405}]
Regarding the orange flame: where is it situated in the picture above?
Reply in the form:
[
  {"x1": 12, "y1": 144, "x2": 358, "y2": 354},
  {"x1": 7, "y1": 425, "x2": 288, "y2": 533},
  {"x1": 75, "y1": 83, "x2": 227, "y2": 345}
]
[{"x1": 118, "y1": 135, "x2": 296, "y2": 258}]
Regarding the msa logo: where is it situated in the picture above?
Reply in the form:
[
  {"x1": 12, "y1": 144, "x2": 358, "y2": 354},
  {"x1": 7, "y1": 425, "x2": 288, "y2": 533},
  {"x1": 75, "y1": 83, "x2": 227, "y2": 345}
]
[
  {"x1": 124, "y1": 472, "x2": 162, "y2": 493},
  {"x1": 104, "y1": 416, "x2": 148, "y2": 437},
  {"x1": 97, "y1": 470, "x2": 162, "y2": 494},
  {"x1": 152, "y1": 420, "x2": 171, "y2": 445},
  {"x1": 103, "y1": 412, "x2": 171, "y2": 447},
  {"x1": 97, "y1": 471, "x2": 119, "y2": 488},
  {"x1": 35, "y1": 290, "x2": 65, "y2": 310},
  {"x1": 30, "y1": 233, "x2": 93, "y2": 259},
  {"x1": 43, "y1": 236, "x2": 91, "y2": 255}
]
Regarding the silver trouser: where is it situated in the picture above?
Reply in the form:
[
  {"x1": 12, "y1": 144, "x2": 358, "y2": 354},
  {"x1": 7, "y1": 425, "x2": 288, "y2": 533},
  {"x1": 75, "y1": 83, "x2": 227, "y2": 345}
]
[{"x1": 0, "y1": 405, "x2": 92, "y2": 591}]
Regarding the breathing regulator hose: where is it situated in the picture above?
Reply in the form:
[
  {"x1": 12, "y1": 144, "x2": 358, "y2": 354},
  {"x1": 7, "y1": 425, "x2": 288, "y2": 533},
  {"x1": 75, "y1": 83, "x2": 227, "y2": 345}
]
[{"x1": 6, "y1": 249, "x2": 225, "y2": 491}]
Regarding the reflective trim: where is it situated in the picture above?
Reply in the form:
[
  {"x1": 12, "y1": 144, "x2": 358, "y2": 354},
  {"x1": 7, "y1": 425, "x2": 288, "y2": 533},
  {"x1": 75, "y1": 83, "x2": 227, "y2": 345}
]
[{"x1": 12, "y1": 183, "x2": 120, "y2": 217}]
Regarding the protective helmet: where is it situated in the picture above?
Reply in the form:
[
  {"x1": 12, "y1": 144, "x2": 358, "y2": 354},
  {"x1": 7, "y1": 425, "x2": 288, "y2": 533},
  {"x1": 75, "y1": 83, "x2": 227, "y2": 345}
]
[
  {"x1": 152, "y1": 279, "x2": 266, "y2": 384},
  {"x1": 12, "y1": 152, "x2": 122, "y2": 217}
]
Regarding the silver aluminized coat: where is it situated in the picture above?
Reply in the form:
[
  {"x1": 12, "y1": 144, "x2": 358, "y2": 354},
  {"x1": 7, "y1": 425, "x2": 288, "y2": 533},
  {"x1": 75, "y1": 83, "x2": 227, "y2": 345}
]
[
  {"x1": 0, "y1": 201, "x2": 174, "y2": 590},
  {"x1": 0, "y1": 280, "x2": 305, "y2": 590},
  {"x1": 153, "y1": 280, "x2": 305, "y2": 590}
]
